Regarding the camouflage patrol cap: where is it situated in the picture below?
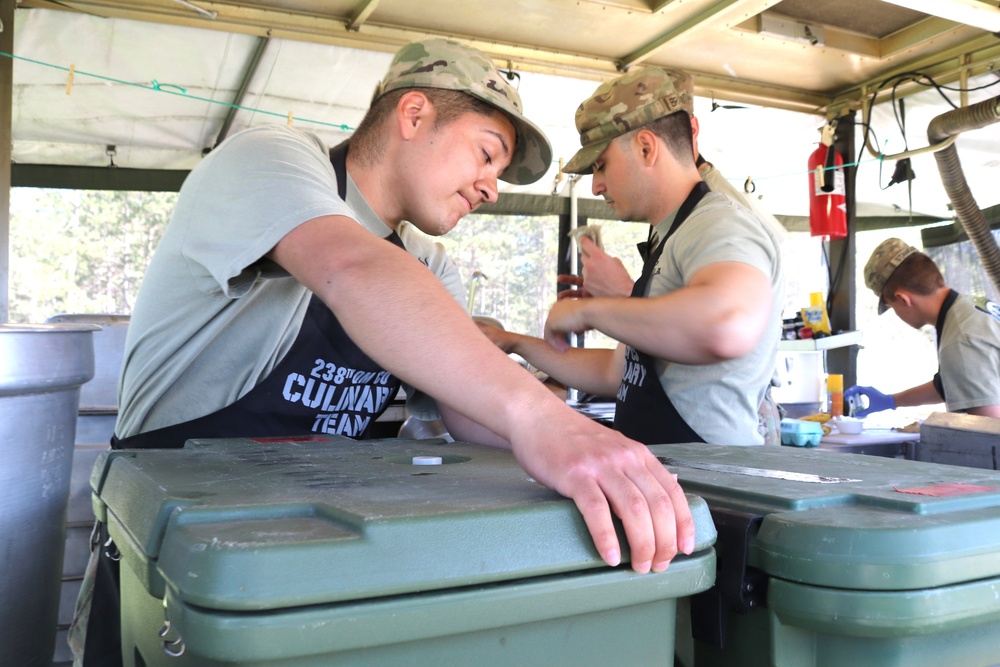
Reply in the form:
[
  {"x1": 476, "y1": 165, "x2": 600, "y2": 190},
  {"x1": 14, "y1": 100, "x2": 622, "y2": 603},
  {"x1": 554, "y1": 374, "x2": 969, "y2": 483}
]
[
  {"x1": 864, "y1": 237, "x2": 920, "y2": 314},
  {"x1": 373, "y1": 38, "x2": 552, "y2": 185},
  {"x1": 562, "y1": 67, "x2": 694, "y2": 174}
]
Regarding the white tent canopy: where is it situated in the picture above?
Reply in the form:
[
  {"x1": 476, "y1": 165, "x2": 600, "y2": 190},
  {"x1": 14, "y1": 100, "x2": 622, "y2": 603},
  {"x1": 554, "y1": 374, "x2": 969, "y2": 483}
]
[{"x1": 11, "y1": 6, "x2": 1000, "y2": 220}]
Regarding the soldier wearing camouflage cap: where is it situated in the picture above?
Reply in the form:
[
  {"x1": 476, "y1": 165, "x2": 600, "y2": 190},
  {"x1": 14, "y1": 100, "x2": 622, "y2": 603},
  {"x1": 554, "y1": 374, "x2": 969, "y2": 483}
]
[
  {"x1": 847, "y1": 238, "x2": 1000, "y2": 419},
  {"x1": 478, "y1": 66, "x2": 785, "y2": 448},
  {"x1": 80, "y1": 39, "x2": 694, "y2": 663},
  {"x1": 562, "y1": 67, "x2": 693, "y2": 175},
  {"x1": 372, "y1": 37, "x2": 551, "y2": 185},
  {"x1": 863, "y1": 237, "x2": 920, "y2": 314}
]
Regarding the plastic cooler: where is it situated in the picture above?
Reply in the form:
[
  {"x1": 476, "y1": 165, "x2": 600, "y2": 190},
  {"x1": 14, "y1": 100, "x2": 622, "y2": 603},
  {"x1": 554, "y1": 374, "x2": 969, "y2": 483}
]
[
  {"x1": 647, "y1": 443, "x2": 1000, "y2": 667},
  {"x1": 90, "y1": 435, "x2": 717, "y2": 666}
]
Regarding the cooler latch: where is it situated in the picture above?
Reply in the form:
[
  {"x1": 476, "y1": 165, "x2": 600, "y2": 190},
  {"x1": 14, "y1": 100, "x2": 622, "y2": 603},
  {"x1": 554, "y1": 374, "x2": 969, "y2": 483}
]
[{"x1": 689, "y1": 506, "x2": 767, "y2": 649}]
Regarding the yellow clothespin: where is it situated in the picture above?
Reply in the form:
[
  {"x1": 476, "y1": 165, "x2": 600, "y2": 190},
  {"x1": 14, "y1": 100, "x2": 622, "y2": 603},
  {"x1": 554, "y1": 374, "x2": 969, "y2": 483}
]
[
  {"x1": 66, "y1": 65, "x2": 75, "y2": 95},
  {"x1": 287, "y1": 111, "x2": 294, "y2": 126}
]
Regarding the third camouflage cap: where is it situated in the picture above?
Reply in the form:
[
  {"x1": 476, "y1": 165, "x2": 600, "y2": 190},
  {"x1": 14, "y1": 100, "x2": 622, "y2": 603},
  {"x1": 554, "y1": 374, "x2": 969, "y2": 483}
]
[{"x1": 864, "y1": 237, "x2": 920, "y2": 314}]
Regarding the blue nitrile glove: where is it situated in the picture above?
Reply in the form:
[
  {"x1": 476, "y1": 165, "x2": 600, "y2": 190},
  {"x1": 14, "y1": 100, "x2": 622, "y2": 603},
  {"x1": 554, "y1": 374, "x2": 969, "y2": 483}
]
[{"x1": 844, "y1": 385, "x2": 895, "y2": 418}]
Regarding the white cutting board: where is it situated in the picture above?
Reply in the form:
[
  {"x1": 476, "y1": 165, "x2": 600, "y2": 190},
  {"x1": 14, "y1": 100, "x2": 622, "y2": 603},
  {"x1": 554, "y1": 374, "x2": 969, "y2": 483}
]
[{"x1": 821, "y1": 429, "x2": 920, "y2": 445}]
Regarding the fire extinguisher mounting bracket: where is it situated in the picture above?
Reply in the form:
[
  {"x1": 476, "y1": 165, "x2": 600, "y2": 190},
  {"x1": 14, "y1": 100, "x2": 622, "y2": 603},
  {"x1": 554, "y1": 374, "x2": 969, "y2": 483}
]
[{"x1": 819, "y1": 122, "x2": 836, "y2": 147}]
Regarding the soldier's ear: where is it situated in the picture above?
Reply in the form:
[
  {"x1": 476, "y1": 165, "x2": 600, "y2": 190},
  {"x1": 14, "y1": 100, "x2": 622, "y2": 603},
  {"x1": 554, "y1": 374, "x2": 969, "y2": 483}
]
[
  {"x1": 690, "y1": 115, "x2": 700, "y2": 155},
  {"x1": 634, "y1": 129, "x2": 659, "y2": 166},
  {"x1": 397, "y1": 91, "x2": 432, "y2": 139},
  {"x1": 890, "y1": 290, "x2": 914, "y2": 309}
]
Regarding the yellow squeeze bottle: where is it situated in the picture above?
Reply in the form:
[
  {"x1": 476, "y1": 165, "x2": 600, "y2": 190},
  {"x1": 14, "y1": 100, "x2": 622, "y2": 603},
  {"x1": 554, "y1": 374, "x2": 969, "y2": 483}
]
[{"x1": 801, "y1": 292, "x2": 831, "y2": 335}]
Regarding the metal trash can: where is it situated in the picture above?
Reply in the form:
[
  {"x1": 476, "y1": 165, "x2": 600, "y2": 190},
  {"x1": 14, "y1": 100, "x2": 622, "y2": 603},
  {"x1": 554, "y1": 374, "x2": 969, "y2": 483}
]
[
  {"x1": 45, "y1": 313, "x2": 128, "y2": 413},
  {"x1": 92, "y1": 435, "x2": 717, "y2": 666},
  {"x1": 649, "y1": 442, "x2": 1000, "y2": 667},
  {"x1": 0, "y1": 323, "x2": 96, "y2": 667},
  {"x1": 45, "y1": 313, "x2": 129, "y2": 662}
]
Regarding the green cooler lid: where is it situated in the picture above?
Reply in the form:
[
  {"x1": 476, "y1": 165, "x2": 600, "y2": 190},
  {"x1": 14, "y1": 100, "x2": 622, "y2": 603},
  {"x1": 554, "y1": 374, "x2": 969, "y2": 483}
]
[
  {"x1": 91, "y1": 436, "x2": 716, "y2": 611},
  {"x1": 651, "y1": 443, "x2": 1000, "y2": 591}
]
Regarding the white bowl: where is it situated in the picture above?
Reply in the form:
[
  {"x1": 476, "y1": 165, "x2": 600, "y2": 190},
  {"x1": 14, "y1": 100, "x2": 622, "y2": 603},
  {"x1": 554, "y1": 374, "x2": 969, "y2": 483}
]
[{"x1": 836, "y1": 417, "x2": 864, "y2": 434}]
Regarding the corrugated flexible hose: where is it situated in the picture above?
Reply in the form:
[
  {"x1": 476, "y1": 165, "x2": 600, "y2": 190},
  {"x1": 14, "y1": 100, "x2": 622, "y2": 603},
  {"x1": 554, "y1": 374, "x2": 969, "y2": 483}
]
[{"x1": 927, "y1": 95, "x2": 1000, "y2": 295}]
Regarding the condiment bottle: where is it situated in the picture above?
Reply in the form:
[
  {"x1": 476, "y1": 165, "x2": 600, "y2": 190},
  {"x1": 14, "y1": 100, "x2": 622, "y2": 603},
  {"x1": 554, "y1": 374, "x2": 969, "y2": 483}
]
[{"x1": 827, "y1": 374, "x2": 843, "y2": 417}]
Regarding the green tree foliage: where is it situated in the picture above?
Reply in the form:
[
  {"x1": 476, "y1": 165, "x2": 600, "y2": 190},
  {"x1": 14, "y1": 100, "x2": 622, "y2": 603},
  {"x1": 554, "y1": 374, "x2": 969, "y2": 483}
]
[
  {"x1": 9, "y1": 188, "x2": 647, "y2": 350},
  {"x1": 438, "y1": 213, "x2": 644, "y2": 340},
  {"x1": 438, "y1": 213, "x2": 560, "y2": 336},
  {"x1": 10, "y1": 188, "x2": 175, "y2": 323},
  {"x1": 927, "y1": 232, "x2": 1000, "y2": 302}
]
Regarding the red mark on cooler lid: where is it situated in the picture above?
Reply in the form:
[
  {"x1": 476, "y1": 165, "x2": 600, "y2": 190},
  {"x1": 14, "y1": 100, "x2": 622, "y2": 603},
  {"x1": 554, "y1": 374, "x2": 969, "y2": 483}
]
[{"x1": 894, "y1": 483, "x2": 999, "y2": 497}]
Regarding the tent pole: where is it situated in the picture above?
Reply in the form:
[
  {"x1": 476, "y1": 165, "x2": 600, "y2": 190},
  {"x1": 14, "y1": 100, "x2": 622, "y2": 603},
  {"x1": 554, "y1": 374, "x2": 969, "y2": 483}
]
[
  {"x1": 826, "y1": 109, "x2": 858, "y2": 388},
  {"x1": 0, "y1": 0, "x2": 14, "y2": 322}
]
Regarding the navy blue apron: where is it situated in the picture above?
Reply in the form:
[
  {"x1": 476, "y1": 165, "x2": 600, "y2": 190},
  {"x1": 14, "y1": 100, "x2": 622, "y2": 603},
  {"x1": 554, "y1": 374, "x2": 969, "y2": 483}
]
[
  {"x1": 613, "y1": 181, "x2": 710, "y2": 445},
  {"x1": 931, "y1": 289, "x2": 960, "y2": 401},
  {"x1": 113, "y1": 141, "x2": 402, "y2": 449}
]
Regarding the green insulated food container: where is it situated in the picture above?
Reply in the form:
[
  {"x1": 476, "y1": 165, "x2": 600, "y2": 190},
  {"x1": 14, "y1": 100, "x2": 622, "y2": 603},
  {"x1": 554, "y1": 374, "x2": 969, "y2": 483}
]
[
  {"x1": 91, "y1": 436, "x2": 717, "y2": 666},
  {"x1": 648, "y1": 443, "x2": 1000, "y2": 667}
]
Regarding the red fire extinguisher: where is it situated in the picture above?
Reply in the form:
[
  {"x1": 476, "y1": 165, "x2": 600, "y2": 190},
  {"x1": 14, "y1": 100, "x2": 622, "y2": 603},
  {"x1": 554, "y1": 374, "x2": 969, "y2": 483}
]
[{"x1": 807, "y1": 123, "x2": 847, "y2": 239}]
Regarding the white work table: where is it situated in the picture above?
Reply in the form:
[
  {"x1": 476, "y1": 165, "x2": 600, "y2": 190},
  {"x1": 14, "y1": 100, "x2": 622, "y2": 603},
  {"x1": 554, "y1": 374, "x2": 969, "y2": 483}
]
[{"x1": 819, "y1": 428, "x2": 920, "y2": 459}]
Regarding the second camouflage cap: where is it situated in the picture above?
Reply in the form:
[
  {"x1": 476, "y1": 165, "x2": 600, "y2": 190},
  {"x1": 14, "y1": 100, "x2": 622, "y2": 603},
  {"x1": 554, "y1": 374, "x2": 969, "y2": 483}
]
[
  {"x1": 374, "y1": 38, "x2": 553, "y2": 185},
  {"x1": 562, "y1": 67, "x2": 694, "y2": 174},
  {"x1": 864, "y1": 237, "x2": 920, "y2": 314}
]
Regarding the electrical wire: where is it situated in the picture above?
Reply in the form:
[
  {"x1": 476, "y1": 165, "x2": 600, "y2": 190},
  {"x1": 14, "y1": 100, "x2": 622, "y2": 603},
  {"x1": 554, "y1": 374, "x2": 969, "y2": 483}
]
[
  {"x1": 842, "y1": 69, "x2": 1000, "y2": 305},
  {"x1": 862, "y1": 70, "x2": 1000, "y2": 158},
  {"x1": 856, "y1": 70, "x2": 1000, "y2": 193},
  {"x1": 825, "y1": 236, "x2": 851, "y2": 316}
]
